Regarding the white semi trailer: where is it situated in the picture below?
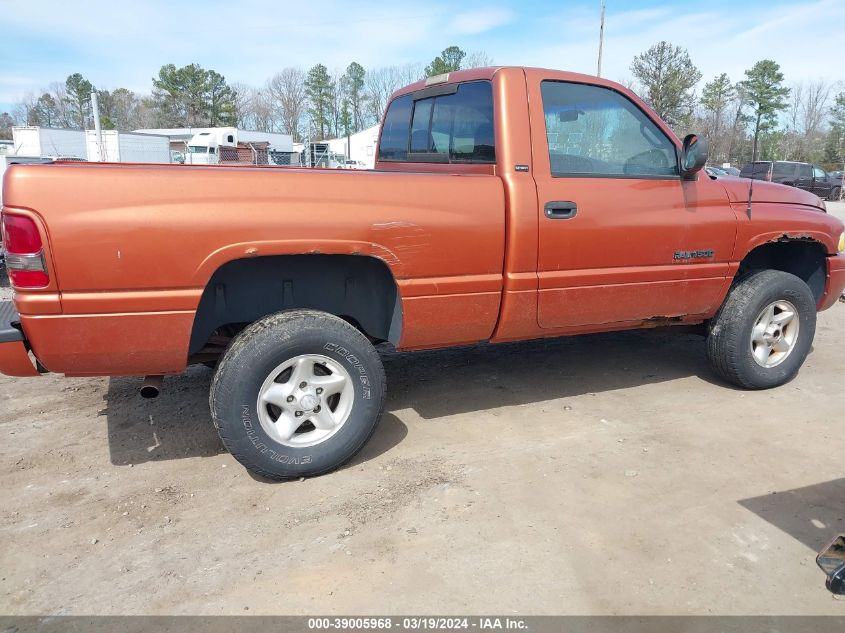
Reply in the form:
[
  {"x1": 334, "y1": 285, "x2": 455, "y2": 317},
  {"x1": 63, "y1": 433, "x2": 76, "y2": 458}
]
[
  {"x1": 11, "y1": 127, "x2": 87, "y2": 159},
  {"x1": 85, "y1": 130, "x2": 170, "y2": 163},
  {"x1": 11, "y1": 127, "x2": 170, "y2": 163}
]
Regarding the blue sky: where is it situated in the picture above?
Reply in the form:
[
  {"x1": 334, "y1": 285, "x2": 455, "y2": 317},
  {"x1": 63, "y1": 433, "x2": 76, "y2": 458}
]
[{"x1": 2, "y1": 0, "x2": 843, "y2": 113}]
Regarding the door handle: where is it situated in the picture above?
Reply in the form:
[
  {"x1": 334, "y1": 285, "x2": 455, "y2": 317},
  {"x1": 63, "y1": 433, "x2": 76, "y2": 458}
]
[{"x1": 544, "y1": 201, "x2": 577, "y2": 219}]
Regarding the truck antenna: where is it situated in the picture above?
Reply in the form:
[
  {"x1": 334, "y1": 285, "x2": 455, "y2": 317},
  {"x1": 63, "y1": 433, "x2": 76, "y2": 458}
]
[
  {"x1": 596, "y1": 0, "x2": 605, "y2": 77},
  {"x1": 746, "y1": 151, "x2": 755, "y2": 220}
]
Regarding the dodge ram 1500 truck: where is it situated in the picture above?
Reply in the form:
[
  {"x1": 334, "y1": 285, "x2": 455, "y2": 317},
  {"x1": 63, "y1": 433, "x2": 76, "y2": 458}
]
[{"x1": 2, "y1": 67, "x2": 844, "y2": 479}]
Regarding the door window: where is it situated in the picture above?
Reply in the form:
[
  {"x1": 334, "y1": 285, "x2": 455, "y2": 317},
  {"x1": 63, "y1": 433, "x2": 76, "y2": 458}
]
[
  {"x1": 797, "y1": 164, "x2": 812, "y2": 179},
  {"x1": 540, "y1": 81, "x2": 678, "y2": 178},
  {"x1": 813, "y1": 166, "x2": 826, "y2": 178}
]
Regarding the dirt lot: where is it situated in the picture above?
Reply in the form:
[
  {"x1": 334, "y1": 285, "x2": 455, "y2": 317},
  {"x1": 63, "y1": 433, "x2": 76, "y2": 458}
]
[{"x1": 1, "y1": 203, "x2": 844, "y2": 615}]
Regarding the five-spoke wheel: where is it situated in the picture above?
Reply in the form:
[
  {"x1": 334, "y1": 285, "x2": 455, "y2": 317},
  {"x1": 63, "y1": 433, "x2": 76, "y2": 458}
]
[{"x1": 257, "y1": 354, "x2": 354, "y2": 447}]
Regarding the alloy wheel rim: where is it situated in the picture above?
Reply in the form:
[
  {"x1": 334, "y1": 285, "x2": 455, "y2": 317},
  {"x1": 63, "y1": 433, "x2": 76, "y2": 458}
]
[
  {"x1": 256, "y1": 354, "x2": 354, "y2": 447},
  {"x1": 750, "y1": 300, "x2": 800, "y2": 368}
]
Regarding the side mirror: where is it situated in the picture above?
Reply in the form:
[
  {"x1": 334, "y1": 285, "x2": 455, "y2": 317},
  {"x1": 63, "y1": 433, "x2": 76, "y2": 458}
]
[
  {"x1": 681, "y1": 134, "x2": 709, "y2": 180},
  {"x1": 817, "y1": 535, "x2": 845, "y2": 595}
]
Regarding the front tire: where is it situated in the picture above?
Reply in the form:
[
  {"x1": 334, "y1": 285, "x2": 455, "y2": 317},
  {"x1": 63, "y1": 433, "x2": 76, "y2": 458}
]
[
  {"x1": 706, "y1": 270, "x2": 816, "y2": 389},
  {"x1": 830, "y1": 187, "x2": 841, "y2": 202},
  {"x1": 210, "y1": 310, "x2": 386, "y2": 479}
]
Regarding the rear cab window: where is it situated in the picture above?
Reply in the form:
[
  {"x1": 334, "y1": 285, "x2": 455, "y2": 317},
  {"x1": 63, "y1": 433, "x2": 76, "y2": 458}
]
[{"x1": 378, "y1": 81, "x2": 495, "y2": 164}]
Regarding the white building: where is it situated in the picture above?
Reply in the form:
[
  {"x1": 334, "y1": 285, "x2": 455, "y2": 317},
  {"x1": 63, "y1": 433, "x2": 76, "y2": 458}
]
[{"x1": 321, "y1": 125, "x2": 380, "y2": 169}]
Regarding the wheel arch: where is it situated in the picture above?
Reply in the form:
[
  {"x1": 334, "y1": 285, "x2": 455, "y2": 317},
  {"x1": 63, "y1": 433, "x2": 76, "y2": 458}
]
[
  {"x1": 735, "y1": 237, "x2": 828, "y2": 305},
  {"x1": 188, "y1": 254, "x2": 402, "y2": 356}
]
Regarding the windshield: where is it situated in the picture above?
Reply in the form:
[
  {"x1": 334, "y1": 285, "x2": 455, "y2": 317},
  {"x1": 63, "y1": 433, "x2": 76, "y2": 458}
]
[{"x1": 187, "y1": 146, "x2": 208, "y2": 154}]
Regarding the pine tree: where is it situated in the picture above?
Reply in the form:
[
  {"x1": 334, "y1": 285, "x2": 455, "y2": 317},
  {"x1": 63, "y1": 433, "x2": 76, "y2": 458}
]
[
  {"x1": 740, "y1": 60, "x2": 790, "y2": 161},
  {"x1": 305, "y1": 64, "x2": 335, "y2": 140}
]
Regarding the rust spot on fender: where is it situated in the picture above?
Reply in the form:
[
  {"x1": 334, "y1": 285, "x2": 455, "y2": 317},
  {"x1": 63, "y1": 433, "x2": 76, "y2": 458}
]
[{"x1": 768, "y1": 232, "x2": 814, "y2": 243}]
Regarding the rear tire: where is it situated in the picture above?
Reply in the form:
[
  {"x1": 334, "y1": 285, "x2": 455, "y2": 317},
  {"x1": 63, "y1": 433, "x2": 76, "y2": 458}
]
[
  {"x1": 706, "y1": 270, "x2": 816, "y2": 389},
  {"x1": 210, "y1": 309, "x2": 386, "y2": 479}
]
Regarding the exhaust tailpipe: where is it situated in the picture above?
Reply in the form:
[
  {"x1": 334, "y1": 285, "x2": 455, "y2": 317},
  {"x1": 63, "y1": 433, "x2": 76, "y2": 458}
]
[{"x1": 140, "y1": 375, "x2": 163, "y2": 399}]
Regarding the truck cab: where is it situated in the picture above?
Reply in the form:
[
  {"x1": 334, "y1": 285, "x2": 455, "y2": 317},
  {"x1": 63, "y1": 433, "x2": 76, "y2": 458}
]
[
  {"x1": 184, "y1": 128, "x2": 239, "y2": 165},
  {"x1": 185, "y1": 132, "x2": 219, "y2": 165}
]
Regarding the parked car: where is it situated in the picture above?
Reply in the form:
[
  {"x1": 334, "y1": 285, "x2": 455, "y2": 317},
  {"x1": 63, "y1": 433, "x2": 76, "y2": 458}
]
[
  {"x1": 720, "y1": 166, "x2": 741, "y2": 176},
  {"x1": 740, "y1": 160, "x2": 842, "y2": 201},
  {"x1": 2, "y1": 67, "x2": 844, "y2": 480},
  {"x1": 705, "y1": 166, "x2": 728, "y2": 177}
]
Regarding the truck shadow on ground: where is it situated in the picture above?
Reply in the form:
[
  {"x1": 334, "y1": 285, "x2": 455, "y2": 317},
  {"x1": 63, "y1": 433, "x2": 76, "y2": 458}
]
[
  {"x1": 739, "y1": 479, "x2": 845, "y2": 552},
  {"x1": 380, "y1": 327, "x2": 720, "y2": 419},
  {"x1": 103, "y1": 367, "x2": 408, "y2": 468},
  {"x1": 104, "y1": 327, "x2": 720, "y2": 467}
]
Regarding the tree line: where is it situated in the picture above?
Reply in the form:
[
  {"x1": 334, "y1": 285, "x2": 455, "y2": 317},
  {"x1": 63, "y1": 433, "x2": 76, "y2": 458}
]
[
  {"x1": 629, "y1": 41, "x2": 844, "y2": 168},
  {"x1": 3, "y1": 42, "x2": 843, "y2": 169},
  {"x1": 2, "y1": 46, "x2": 490, "y2": 143}
]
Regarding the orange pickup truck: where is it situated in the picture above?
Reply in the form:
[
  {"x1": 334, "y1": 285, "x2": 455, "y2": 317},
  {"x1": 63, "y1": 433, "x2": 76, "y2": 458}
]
[{"x1": 2, "y1": 67, "x2": 844, "y2": 479}]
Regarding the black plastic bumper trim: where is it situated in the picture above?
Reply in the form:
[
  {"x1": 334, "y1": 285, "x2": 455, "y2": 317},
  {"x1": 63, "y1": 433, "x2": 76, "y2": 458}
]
[{"x1": 0, "y1": 301, "x2": 25, "y2": 344}]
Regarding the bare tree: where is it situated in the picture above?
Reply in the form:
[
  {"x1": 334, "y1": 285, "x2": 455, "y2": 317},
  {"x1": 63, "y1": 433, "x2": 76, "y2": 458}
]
[
  {"x1": 363, "y1": 66, "x2": 398, "y2": 126},
  {"x1": 799, "y1": 80, "x2": 832, "y2": 137},
  {"x1": 396, "y1": 62, "x2": 425, "y2": 86},
  {"x1": 364, "y1": 63, "x2": 424, "y2": 126},
  {"x1": 232, "y1": 83, "x2": 276, "y2": 133},
  {"x1": 464, "y1": 51, "x2": 494, "y2": 69},
  {"x1": 266, "y1": 68, "x2": 308, "y2": 141},
  {"x1": 13, "y1": 92, "x2": 39, "y2": 126},
  {"x1": 726, "y1": 84, "x2": 750, "y2": 165}
]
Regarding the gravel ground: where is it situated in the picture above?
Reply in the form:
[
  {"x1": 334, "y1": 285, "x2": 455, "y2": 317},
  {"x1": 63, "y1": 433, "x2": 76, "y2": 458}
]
[{"x1": 0, "y1": 205, "x2": 844, "y2": 615}]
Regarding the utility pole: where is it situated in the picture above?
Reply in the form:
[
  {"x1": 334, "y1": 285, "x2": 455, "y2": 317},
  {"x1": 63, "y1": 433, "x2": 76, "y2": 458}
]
[
  {"x1": 90, "y1": 90, "x2": 103, "y2": 161},
  {"x1": 596, "y1": 0, "x2": 606, "y2": 77}
]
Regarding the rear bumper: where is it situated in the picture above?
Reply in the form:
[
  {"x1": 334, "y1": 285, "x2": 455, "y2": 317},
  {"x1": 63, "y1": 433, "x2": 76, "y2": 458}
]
[
  {"x1": 819, "y1": 254, "x2": 845, "y2": 311},
  {"x1": 0, "y1": 301, "x2": 39, "y2": 377}
]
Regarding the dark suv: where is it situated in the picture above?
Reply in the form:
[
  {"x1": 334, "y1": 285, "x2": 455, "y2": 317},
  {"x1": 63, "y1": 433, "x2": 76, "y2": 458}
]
[{"x1": 740, "y1": 161, "x2": 842, "y2": 201}]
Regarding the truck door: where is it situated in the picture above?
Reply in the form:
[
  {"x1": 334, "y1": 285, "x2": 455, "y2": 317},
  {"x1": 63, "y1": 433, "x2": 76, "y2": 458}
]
[
  {"x1": 812, "y1": 166, "x2": 831, "y2": 198},
  {"x1": 528, "y1": 77, "x2": 737, "y2": 329},
  {"x1": 794, "y1": 163, "x2": 813, "y2": 192}
]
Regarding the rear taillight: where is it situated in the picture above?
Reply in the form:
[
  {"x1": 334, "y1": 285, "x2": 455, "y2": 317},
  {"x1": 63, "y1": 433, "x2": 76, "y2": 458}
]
[{"x1": 1, "y1": 212, "x2": 49, "y2": 288}]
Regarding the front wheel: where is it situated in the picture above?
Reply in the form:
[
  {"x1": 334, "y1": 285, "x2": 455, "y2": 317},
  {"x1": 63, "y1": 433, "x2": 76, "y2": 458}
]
[
  {"x1": 210, "y1": 310, "x2": 386, "y2": 479},
  {"x1": 706, "y1": 270, "x2": 816, "y2": 389},
  {"x1": 830, "y1": 187, "x2": 841, "y2": 202}
]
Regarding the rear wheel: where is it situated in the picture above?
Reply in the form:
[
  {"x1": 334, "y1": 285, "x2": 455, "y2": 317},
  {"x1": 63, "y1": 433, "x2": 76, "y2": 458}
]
[
  {"x1": 210, "y1": 309, "x2": 386, "y2": 479},
  {"x1": 706, "y1": 270, "x2": 816, "y2": 389}
]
